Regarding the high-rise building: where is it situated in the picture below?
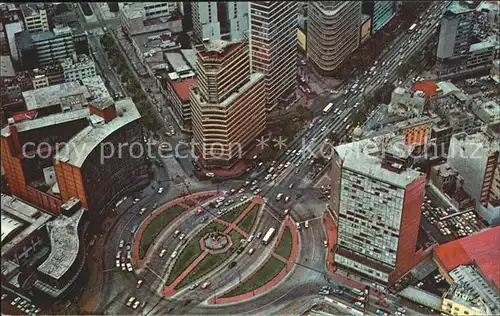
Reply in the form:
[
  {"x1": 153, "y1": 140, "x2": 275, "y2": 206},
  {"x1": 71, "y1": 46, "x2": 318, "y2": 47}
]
[
  {"x1": 226, "y1": 2, "x2": 249, "y2": 41},
  {"x1": 249, "y1": 1, "x2": 298, "y2": 111},
  {"x1": 307, "y1": 1, "x2": 362, "y2": 76},
  {"x1": 191, "y1": 2, "x2": 221, "y2": 41},
  {"x1": 20, "y1": 4, "x2": 49, "y2": 34},
  {"x1": 330, "y1": 133, "x2": 426, "y2": 286},
  {"x1": 436, "y1": 2, "x2": 476, "y2": 76},
  {"x1": 190, "y1": 40, "x2": 265, "y2": 169},
  {"x1": 447, "y1": 132, "x2": 499, "y2": 225},
  {"x1": 362, "y1": 1, "x2": 399, "y2": 34}
]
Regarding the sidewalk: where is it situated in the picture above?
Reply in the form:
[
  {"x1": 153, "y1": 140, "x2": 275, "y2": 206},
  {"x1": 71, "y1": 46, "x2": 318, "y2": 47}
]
[{"x1": 211, "y1": 217, "x2": 300, "y2": 304}]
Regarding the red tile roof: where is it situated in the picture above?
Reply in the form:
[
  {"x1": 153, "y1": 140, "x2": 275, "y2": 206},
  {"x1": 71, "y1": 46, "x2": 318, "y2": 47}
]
[
  {"x1": 169, "y1": 78, "x2": 198, "y2": 103},
  {"x1": 434, "y1": 226, "x2": 500, "y2": 288},
  {"x1": 11, "y1": 110, "x2": 38, "y2": 122},
  {"x1": 413, "y1": 81, "x2": 439, "y2": 101}
]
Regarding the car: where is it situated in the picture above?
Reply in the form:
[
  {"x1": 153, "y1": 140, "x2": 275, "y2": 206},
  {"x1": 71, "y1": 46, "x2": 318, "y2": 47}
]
[
  {"x1": 251, "y1": 179, "x2": 258, "y2": 185},
  {"x1": 141, "y1": 301, "x2": 147, "y2": 309},
  {"x1": 119, "y1": 239, "x2": 124, "y2": 248},
  {"x1": 133, "y1": 198, "x2": 140, "y2": 204},
  {"x1": 196, "y1": 208, "x2": 203, "y2": 215},
  {"x1": 352, "y1": 301, "x2": 364, "y2": 309},
  {"x1": 159, "y1": 249, "x2": 167, "y2": 257},
  {"x1": 247, "y1": 235, "x2": 254, "y2": 243},
  {"x1": 238, "y1": 188, "x2": 245, "y2": 194},
  {"x1": 321, "y1": 126, "x2": 326, "y2": 132},
  {"x1": 153, "y1": 202, "x2": 158, "y2": 209},
  {"x1": 397, "y1": 307, "x2": 407, "y2": 313},
  {"x1": 284, "y1": 196, "x2": 290, "y2": 203},
  {"x1": 395, "y1": 312, "x2": 403, "y2": 316},
  {"x1": 305, "y1": 221, "x2": 309, "y2": 228},
  {"x1": 376, "y1": 309, "x2": 388, "y2": 316},
  {"x1": 126, "y1": 263, "x2": 133, "y2": 272},
  {"x1": 356, "y1": 296, "x2": 365, "y2": 301},
  {"x1": 283, "y1": 209, "x2": 290, "y2": 216},
  {"x1": 296, "y1": 223, "x2": 301, "y2": 230},
  {"x1": 116, "y1": 259, "x2": 121, "y2": 268},
  {"x1": 166, "y1": 307, "x2": 175, "y2": 313},
  {"x1": 126, "y1": 297, "x2": 136, "y2": 307},
  {"x1": 174, "y1": 230, "x2": 181, "y2": 237},
  {"x1": 240, "y1": 196, "x2": 248, "y2": 202},
  {"x1": 139, "y1": 207, "x2": 147, "y2": 215},
  {"x1": 253, "y1": 188, "x2": 262, "y2": 195},
  {"x1": 121, "y1": 263, "x2": 126, "y2": 271},
  {"x1": 201, "y1": 281, "x2": 211, "y2": 289},
  {"x1": 158, "y1": 187, "x2": 164, "y2": 194},
  {"x1": 228, "y1": 261, "x2": 237, "y2": 269},
  {"x1": 132, "y1": 301, "x2": 141, "y2": 309},
  {"x1": 324, "y1": 240, "x2": 328, "y2": 247},
  {"x1": 256, "y1": 232, "x2": 263, "y2": 239},
  {"x1": 126, "y1": 243, "x2": 131, "y2": 251},
  {"x1": 288, "y1": 183, "x2": 295, "y2": 189},
  {"x1": 1, "y1": 294, "x2": 8, "y2": 300},
  {"x1": 188, "y1": 284, "x2": 197, "y2": 290},
  {"x1": 171, "y1": 251, "x2": 178, "y2": 258},
  {"x1": 136, "y1": 279, "x2": 144, "y2": 289},
  {"x1": 179, "y1": 234, "x2": 186, "y2": 240},
  {"x1": 296, "y1": 150, "x2": 302, "y2": 156}
]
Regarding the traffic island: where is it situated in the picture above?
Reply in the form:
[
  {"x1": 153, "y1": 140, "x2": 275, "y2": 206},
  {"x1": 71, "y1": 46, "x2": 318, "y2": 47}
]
[
  {"x1": 131, "y1": 191, "x2": 219, "y2": 268},
  {"x1": 211, "y1": 218, "x2": 299, "y2": 304},
  {"x1": 162, "y1": 198, "x2": 264, "y2": 296}
]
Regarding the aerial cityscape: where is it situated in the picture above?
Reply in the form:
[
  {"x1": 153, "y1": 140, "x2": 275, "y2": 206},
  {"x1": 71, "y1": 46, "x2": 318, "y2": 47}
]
[{"x1": 0, "y1": 1, "x2": 499, "y2": 316}]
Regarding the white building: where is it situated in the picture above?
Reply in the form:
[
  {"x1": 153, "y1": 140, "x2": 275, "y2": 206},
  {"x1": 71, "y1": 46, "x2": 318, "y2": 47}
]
[
  {"x1": 307, "y1": 2, "x2": 362, "y2": 75},
  {"x1": 227, "y1": 2, "x2": 249, "y2": 41},
  {"x1": 249, "y1": 1, "x2": 298, "y2": 111},
  {"x1": 447, "y1": 132, "x2": 499, "y2": 225},
  {"x1": 192, "y1": 2, "x2": 221, "y2": 41},
  {"x1": 20, "y1": 4, "x2": 49, "y2": 34},
  {"x1": 472, "y1": 100, "x2": 500, "y2": 127},
  {"x1": 467, "y1": 41, "x2": 497, "y2": 69},
  {"x1": 119, "y1": 2, "x2": 182, "y2": 36},
  {"x1": 5, "y1": 22, "x2": 23, "y2": 61},
  {"x1": 61, "y1": 55, "x2": 97, "y2": 82}
]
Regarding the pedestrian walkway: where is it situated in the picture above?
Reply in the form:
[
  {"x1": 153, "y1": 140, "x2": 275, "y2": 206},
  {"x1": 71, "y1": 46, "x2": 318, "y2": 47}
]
[
  {"x1": 211, "y1": 216, "x2": 300, "y2": 304},
  {"x1": 161, "y1": 197, "x2": 264, "y2": 296},
  {"x1": 132, "y1": 191, "x2": 218, "y2": 268}
]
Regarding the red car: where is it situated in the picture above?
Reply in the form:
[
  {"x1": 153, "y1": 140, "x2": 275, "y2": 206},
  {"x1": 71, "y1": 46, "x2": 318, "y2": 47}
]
[{"x1": 136, "y1": 279, "x2": 144, "y2": 289}]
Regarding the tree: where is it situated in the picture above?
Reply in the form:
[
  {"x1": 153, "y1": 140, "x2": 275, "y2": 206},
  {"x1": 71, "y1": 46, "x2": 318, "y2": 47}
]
[{"x1": 296, "y1": 105, "x2": 313, "y2": 122}]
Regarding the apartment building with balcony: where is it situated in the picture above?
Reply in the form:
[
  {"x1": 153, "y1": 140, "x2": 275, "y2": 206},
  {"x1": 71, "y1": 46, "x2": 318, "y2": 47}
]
[
  {"x1": 20, "y1": 4, "x2": 49, "y2": 34},
  {"x1": 190, "y1": 40, "x2": 265, "y2": 169},
  {"x1": 330, "y1": 133, "x2": 427, "y2": 287},
  {"x1": 249, "y1": 1, "x2": 298, "y2": 111},
  {"x1": 307, "y1": 1, "x2": 362, "y2": 76}
]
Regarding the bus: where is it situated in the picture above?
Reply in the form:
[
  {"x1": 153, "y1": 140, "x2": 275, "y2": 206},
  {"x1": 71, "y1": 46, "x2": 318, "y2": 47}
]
[
  {"x1": 262, "y1": 228, "x2": 276, "y2": 245},
  {"x1": 352, "y1": 288, "x2": 364, "y2": 296},
  {"x1": 409, "y1": 23, "x2": 417, "y2": 32},
  {"x1": 323, "y1": 102, "x2": 334, "y2": 115}
]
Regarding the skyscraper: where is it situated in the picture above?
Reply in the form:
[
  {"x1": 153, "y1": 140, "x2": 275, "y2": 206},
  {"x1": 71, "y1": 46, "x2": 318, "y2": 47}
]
[
  {"x1": 436, "y1": 2, "x2": 476, "y2": 76},
  {"x1": 192, "y1": 2, "x2": 221, "y2": 41},
  {"x1": 330, "y1": 134, "x2": 426, "y2": 286},
  {"x1": 249, "y1": 1, "x2": 298, "y2": 111},
  {"x1": 190, "y1": 40, "x2": 265, "y2": 169},
  {"x1": 362, "y1": 1, "x2": 399, "y2": 34},
  {"x1": 192, "y1": 2, "x2": 248, "y2": 42},
  {"x1": 307, "y1": 1, "x2": 362, "y2": 76}
]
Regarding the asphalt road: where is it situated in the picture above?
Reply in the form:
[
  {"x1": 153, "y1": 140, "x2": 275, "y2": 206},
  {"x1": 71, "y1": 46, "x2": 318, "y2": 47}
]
[{"x1": 86, "y1": 1, "x2": 450, "y2": 314}]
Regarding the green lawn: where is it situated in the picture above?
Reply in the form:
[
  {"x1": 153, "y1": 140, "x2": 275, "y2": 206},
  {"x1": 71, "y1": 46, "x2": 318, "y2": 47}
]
[
  {"x1": 237, "y1": 205, "x2": 260, "y2": 233},
  {"x1": 222, "y1": 257, "x2": 286, "y2": 297},
  {"x1": 175, "y1": 230, "x2": 244, "y2": 290},
  {"x1": 166, "y1": 222, "x2": 227, "y2": 285},
  {"x1": 275, "y1": 227, "x2": 292, "y2": 260},
  {"x1": 196, "y1": 195, "x2": 214, "y2": 202},
  {"x1": 220, "y1": 201, "x2": 252, "y2": 223},
  {"x1": 139, "y1": 205, "x2": 185, "y2": 259}
]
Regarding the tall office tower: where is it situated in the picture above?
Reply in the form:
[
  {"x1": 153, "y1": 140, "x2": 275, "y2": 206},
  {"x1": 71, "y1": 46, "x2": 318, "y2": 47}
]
[
  {"x1": 362, "y1": 1, "x2": 399, "y2": 33},
  {"x1": 20, "y1": 4, "x2": 49, "y2": 34},
  {"x1": 192, "y1": 2, "x2": 221, "y2": 41},
  {"x1": 330, "y1": 134, "x2": 426, "y2": 286},
  {"x1": 436, "y1": 2, "x2": 476, "y2": 76},
  {"x1": 190, "y1": 40, "x2": 265, "y2": 169},
  {"x1": 448, "y1": 132, "x2": 499, "y2": 225},
  {"x1": 227, "y1": 2, "x2": 249, "y2": 41},
  {"x1": 249, "y1": 1, "x2": 298, "y2": 111},
  {"x1": 308, "y1": 1, "x2": 362, "y2": 76}
]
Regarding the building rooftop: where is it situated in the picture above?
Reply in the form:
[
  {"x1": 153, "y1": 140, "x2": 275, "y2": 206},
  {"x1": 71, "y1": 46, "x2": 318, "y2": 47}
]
[
  {"x1": 198, "y1": 40, "x2": 244, "y2": 60},
  {"x1": 470, "y1": 41, "x2": 495, "y2": 52},
  {"x1": 61, "y1": 55, "x2": 95, "y2": 71},
  {"x1": 1, "y1": 194, "x2": 52, "y2": 257},
  {"x1": 413, "y1": 81, "x2": 439, "y2": 101},
  {"x1": 451, "y1": 132, "x2": 499, "y2": 155},
  {"x1": 434, "y1": 225, "x2": 500, "y2": 288},
  {"x1": 37, "y1": 208, "x2": 84, "y2": 280},
  {"x1": 80, "y1": 75, "x2": 111, "y2": 100},
  {"x1": 20, "y1": 3, "x2": 42, "y2": 17},
  {"x1": 53, "y1": 98, "x2": 141, "y2": 168},
  {"x1": 22, "y1": 81, "x2": 91, "y2": 111},
  {"x1": 30, "y1": 26, "x2": 72, "y2": 43},
  {"x1": 447, "y1": 1, "x2": 478, "y2": 15},
  {"x1": 181, "y1": 49, "x2": 198, "y2": 70},
  {"x1": 431, "y1": 163, "x2": 459, "y2": 178},
  {"x1": 0, "y1": 55, "x2": 15, "y2": 77},
  {"x1": 335, "y1": 133, "x2": 424, "y2": 188},
  {"x1": 164, "y1": 52, "x2": 189, "y2": 72},
  {"x1": 170, "y1": 78, "x2": 198, "y2": 103}
]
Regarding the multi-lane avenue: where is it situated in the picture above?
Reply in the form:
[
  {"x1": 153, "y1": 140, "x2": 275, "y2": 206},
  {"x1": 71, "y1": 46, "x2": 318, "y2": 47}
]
[{"x1": 92, "y1": 1, "x2": 450, "y2": 315}]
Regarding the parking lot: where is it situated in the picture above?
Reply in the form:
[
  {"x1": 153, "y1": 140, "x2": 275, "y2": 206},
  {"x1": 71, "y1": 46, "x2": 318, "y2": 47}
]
[
  {"x1": 420, "y1": 191, "x2": 488, "y2": 244},
  {"x1": 1, "y1": 293, "x2": 42, "y2": 315}
]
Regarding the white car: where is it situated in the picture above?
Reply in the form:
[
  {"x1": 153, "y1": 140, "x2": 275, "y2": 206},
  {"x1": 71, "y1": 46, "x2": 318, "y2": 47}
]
[
  {"x1": 158, "y1": 187, "x2": 164, "y2": 194},
  {"x1": 132, "y1": 301, "x2": 140, "y2": 309},
  {"x1": 321, "y1": 126, "x2": 326, "y2": 132},
  {"x1": 133, "y1": 198, "x2": 140, "y2": 204},
  {"x1": 119, "y1": 239, "x2": 124, "y2": 248},
  {"x1": 126, "y1": 263, "x2": 133, "y2": 272},
  {"x1": 324, "y1": 240, "x2": 328, "y2": 247},
  {"x1": 121, "y1": 263, "x2": 126, "y2": 271},
  {"x1": 139, "y1": 207, "x2": 147, "y2": 215},
  {"x1": 179, "y1": 234, "x2": 186, "y2": 240},
  {"x1": 240, "y1": 196, "x2": 248, "y2": 202},
  {"x1": 116, "y1": 260, "x2": 121, "y2": 268},
  {"x1": 305, "y1": 221, "x2": 309, "y2": 228},
  {"x1": 171, "y1": 251, "x2": 178, "y2": 258},
  {"x1": 247, "y1": 235, "x2": 254, "y2": 243}
]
